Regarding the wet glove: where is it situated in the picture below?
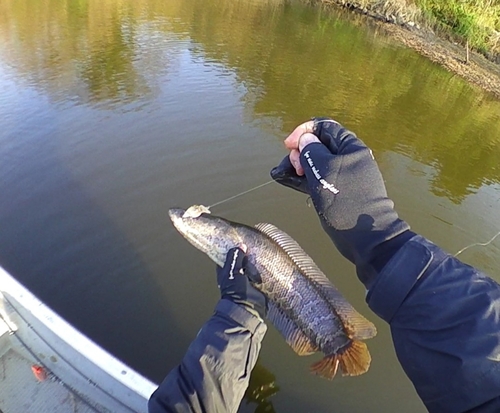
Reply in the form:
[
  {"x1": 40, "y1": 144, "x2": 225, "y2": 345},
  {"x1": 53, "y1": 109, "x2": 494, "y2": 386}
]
[
  {"x1": 216, "y1": 247, "x2": 268, "y2": 319},
  {"x1": 271, "y1": 118, "x2": 414, "y2": 289}
]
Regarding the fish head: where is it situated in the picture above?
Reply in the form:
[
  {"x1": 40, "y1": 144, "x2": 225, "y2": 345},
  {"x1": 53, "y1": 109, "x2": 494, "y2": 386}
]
[{"x1": 169, "y1": 206, "x2": 243, "y2": 267}]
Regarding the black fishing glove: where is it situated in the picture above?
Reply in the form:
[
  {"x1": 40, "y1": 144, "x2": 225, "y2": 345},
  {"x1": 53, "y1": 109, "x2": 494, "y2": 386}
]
[
  {"x1": 216, "y1": 247, "x2": 268, "y2": 319},
  {"x1": 271, "y1": 155, "x2": 310, "y2": 194},
  {"x1": 271, "y1": 118, "x2": 414, "y2": 289}
]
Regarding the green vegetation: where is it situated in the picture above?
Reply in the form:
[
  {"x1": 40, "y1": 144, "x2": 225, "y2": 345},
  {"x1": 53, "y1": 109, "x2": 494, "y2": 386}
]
[
  {"x1": 317, "y1": 0, "x2": 500, "y2": 60},
  {"x1": 416, "y1": 0, "x2": 500, "y2": 57}
]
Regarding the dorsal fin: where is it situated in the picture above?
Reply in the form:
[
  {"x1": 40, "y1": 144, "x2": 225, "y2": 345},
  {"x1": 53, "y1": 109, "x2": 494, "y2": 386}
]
[{"x1": 255, "y1": 222, "x2": 377, "y2": 340}]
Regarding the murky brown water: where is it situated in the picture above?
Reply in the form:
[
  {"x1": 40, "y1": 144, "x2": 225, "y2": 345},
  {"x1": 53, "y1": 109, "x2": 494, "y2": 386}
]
[{"x1": 1, "y1": 0, "x2": 499, "y2": 411}]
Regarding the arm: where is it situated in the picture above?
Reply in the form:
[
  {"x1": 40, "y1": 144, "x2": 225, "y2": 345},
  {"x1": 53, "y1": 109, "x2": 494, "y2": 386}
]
[
  {"x1": 272, "y1": 119, "x2": 500, "y2": 413},
  {"x1": 369, "y1": 235, "x2": 500, "y2": 413},
  {"x1": 148, "y1": 300, "x2": 266, "y2": 413},
  {"x1": 149, "y1": 248, "x2": 267, "y2": 413}
]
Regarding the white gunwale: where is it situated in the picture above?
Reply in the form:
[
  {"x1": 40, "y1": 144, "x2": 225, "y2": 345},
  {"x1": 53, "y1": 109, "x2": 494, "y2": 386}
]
[{"x1": 0, "y1": 266, "x2": 158, "y2": 413}]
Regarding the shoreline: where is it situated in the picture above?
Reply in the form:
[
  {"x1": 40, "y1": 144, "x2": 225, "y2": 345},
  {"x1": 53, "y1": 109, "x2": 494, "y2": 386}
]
[{"x1": 310, "y1": 0, "x2": 500, "y2": 100}]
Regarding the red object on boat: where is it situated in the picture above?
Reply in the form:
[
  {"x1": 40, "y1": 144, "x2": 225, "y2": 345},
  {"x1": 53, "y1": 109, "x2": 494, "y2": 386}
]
[{"x1": 31, "y1": 365, "x2": 47, "y2": 381}]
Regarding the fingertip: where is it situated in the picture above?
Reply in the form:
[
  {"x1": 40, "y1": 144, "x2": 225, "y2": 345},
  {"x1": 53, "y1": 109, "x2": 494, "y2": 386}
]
[
  {"x1": 289, "y1": 150, "x2": 304, "y2": 176},
  {"x1": 284, "y1": 121, "x2": 315, "y2": 149},
  {"x1": 284, "y1": 135, "x2": 299, "y2": 150}
]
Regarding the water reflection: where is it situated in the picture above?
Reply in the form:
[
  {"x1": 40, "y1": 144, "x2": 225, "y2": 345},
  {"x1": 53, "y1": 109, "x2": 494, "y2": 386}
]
[
  {"x1": 0, "y1": 0, "x2": 187, "y2": 108},
  {"x1": 244, "y1": 362, "x2": 279, "y2": 413},
  {"x1": 1, "y1": 0, "x2": 499, "y2": 201},
  {"x1": 178, "y1": 0, "x2": 500, "y2": 203}
]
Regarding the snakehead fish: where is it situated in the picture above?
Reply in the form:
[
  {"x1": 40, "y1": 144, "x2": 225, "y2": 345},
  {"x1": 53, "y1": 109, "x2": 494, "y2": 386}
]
[{"x1": 169, "y1": 205, "x2": 377, "y2": 379}]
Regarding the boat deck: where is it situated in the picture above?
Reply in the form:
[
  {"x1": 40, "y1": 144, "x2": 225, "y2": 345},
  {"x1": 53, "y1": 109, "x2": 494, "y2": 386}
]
[
  {"x1": 0, "y1": 268, "x2": 157, "y2": 413},
  {"x1": 0, "y1": 328, "x2": 100, "y2": 413}
]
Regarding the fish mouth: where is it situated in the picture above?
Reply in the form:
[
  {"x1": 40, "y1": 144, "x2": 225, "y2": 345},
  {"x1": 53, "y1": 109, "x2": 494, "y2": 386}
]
[
  {"x1": 168, "y1": 206, "x2": 224, "y2": 264},
  {"x1": 168, "y1": 208, "x2": 185, "y2": 222},
  {"x1": 168, "y1": 208, "x2": 187, "y2": 234}
]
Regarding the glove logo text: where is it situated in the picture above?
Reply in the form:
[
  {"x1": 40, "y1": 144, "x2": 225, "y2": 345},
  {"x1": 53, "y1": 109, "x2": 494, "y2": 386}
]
[
  {"x1": 304, "y1": 151, "x2": 339, "y2": 195},
  {"x1": 228, "y1": 249, "x2": 239, "y2": 280}
]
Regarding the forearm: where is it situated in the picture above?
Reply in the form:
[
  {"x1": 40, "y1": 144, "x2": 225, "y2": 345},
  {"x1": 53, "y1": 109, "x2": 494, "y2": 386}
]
[
  {"x1": 367, "y1": 235, "x2": 500, "y2": 413},
  {"x1": 148, "y1": 299, "x2": 267, "y2": 413}
]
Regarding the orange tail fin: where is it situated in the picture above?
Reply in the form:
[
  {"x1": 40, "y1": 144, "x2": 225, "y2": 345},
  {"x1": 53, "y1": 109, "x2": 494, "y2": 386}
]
[{"x1": 310, "y1": 340, "x2": 371, "y2": 380}]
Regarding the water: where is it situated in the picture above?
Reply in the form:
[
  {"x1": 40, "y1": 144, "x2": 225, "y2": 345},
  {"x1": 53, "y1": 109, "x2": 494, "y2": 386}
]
[{"x1": 1, "y1": 0, "x2": 500, "y2": 411}]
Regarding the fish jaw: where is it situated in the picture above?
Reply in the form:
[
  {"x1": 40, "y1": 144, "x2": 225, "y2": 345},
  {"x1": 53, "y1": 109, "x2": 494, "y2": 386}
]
[{"x1": 168, "y1": 207, "x2": 242, "y2": 267}]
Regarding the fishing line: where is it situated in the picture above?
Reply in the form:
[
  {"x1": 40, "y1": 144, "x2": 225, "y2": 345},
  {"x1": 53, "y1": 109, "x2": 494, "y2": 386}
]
[
  {"x1": 208, "y1": 120, "x2": 339, "y2": 210},
  {"x1": 208, "y1": 179, "x2": 276, "y2": 209},
  {"x1": 454, "y1": 230, "x2": 500, "y2": 257}
]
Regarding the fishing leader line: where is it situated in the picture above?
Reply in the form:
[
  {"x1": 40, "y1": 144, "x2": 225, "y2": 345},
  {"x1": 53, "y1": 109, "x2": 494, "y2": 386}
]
[{"x1": 207, "y1": 179, "x2": 276, "y2": 209}]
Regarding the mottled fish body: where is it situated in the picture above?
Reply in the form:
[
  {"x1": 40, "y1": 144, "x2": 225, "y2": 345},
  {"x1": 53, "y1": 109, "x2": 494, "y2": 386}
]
[{"x1": 169, "y1": 205, "x2": 377, "y2": 379}]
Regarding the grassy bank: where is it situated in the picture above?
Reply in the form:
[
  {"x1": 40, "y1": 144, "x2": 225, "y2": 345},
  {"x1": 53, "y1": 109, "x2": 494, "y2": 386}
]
[
  {"x1": 315, "y1": 0, "x2": 500, "y2": 62},
  {"x1": 417, "y1": 0, "x2": 499, "y2": 58}
]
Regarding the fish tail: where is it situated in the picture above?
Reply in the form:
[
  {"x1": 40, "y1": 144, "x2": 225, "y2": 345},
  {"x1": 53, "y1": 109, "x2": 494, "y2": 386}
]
[
  {"x1": 310, "y1": 340, "x2": 371, "y2": 379},
  {"x1": 309, "y1": 354, "x2": 340, "y2": 380},
  {"x1": 337, "y1": 340, "x2": 371, "y2": 376}
]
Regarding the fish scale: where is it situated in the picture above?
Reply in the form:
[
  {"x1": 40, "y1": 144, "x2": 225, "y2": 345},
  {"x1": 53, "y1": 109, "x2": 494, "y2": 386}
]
[
  {"x1": 249, "y1": 234, "x2": 346, "y2": 349},
  {"x1": 169, "y1": 205, "x2": 377, "y2": 379}
]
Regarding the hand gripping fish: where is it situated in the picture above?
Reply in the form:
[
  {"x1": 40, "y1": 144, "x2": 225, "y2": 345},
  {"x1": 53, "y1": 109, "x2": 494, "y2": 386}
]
[{"x1": 169, "y1": 205, "x2": 377, "y2": 379}]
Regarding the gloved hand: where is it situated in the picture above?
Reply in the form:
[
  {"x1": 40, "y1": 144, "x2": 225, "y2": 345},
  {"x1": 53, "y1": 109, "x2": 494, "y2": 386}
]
[
  {"x1": 271, "y1": 118, "x2": 413, "y2": 289},
  {"x1": 217, "y1": 247, "x2": 268, "y2": 319}
]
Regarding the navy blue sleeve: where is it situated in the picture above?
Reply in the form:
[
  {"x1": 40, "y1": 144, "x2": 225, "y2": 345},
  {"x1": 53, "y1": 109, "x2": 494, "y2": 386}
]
[
  {"x1": 367, "y1": 235, "x2": 500, "y2": 413},
  {"x1": 148, "y1": 299, "x2": 267, "y2": 413}
]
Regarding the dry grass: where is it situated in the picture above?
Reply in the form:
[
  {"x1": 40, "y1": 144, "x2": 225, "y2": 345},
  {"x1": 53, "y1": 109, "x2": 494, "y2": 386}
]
[{"x1": 319, "y1": 0, "x2": 421, "y2": 24}]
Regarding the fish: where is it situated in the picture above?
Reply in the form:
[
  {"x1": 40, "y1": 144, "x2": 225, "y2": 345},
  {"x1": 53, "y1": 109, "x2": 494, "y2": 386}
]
[{"x1": 169, "y1": 205, "x2": 377, "y2": 379}]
